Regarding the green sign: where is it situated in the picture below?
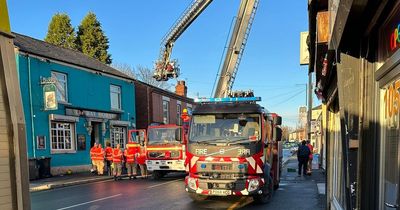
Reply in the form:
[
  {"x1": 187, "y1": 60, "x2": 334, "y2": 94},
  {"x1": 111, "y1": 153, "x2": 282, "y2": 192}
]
[{"x1": 43, "y1": 83, "x2": 57, "y2": 110}]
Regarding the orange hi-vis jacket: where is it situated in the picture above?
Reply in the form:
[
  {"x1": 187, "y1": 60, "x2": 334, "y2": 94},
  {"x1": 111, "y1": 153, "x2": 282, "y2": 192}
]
[
  {"x1": 90, "y1": 146, "x2": 97, "y2": 161},
  {"x1": 112, "y1": 148, "x2": 123, "y2": 163},
  {"x1": 105, "y1": 146, "x2": 113, "y2": 161},
  {"x1": 124, "y1": 147, "x2": 135, "y2": 163},
  {"x1": 94, "y1": 147, "x2": 104, "y2": 161}
]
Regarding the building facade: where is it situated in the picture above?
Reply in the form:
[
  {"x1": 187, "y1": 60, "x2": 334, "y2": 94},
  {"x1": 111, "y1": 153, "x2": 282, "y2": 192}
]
[
  {"x1": 134, "y1": 80, "x2": 195, "y2": 129},
  {"x1": 308, "y1": 1, "x2": 400, "y2": 209},
  {"x1": 14, "y1": 33, "x2": 136, "y2": 175}
]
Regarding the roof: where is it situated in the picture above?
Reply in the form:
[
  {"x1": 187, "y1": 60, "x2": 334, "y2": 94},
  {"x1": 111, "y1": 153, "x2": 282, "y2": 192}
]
[
  {"x1": 12, "y1": 32, "x2": 133, "y2": 80},
  {"x1": 133, "y1": 79, "x2": 194, "y2": 103}
]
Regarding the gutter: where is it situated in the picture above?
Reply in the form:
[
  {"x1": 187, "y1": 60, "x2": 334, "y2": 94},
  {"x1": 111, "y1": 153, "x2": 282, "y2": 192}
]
[{"x1": 27, "y1": 55, "x2": 35, "y2": 157}]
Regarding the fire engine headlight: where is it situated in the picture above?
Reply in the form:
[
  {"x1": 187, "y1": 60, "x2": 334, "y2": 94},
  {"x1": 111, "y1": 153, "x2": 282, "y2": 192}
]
[
  {"x1": 188, "y1": 177, "x2": 198, "y2": 190},
  {"x1": 248, "y1": 179, "x2": 260, "y2": 192}
]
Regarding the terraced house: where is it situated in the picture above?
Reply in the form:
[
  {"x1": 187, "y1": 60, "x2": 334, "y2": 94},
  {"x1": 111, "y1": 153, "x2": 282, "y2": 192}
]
[{"x1": 13, "y1": 33, "x2": 136, "y2": 175}]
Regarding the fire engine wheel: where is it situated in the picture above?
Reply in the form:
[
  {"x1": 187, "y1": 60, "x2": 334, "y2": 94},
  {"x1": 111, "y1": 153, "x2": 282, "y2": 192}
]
[
  {"x1": 152, "y1": 170, "x2": 165, "y2": 180},
  {"x1": 188, "y1": 192, "x2": 208, "y2": 202},
  {"x1": 253, "y1": 177, "x2": 274, "y2": 204}
]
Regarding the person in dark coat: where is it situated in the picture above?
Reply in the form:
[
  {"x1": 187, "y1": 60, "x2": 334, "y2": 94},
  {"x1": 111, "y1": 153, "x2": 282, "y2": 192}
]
[{"x1": 297, "y1": 140, "x2": 311, "y2": 176}]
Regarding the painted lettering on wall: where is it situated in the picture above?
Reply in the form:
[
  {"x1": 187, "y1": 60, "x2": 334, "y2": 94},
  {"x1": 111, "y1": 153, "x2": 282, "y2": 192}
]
[{"x1": 383, "y1": 80, "x2": 400, "y2": 119}]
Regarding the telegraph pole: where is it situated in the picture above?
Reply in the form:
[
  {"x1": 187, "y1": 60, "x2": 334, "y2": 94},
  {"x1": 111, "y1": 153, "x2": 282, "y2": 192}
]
[{"x1": 307, "y1": 72, "x2": 313, "y2": 140}]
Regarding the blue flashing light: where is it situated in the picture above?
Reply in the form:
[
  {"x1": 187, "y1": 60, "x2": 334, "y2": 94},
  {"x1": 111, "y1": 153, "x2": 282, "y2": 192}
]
[
  {"x1": 201, "y1": 163, "x2": 207, "y2": 169},
  {"x1": 238, "y1": 164, "x2": 245, "y2": 170},
  {"x1": 194, "y1": 97, "x2": 261, "y2": 103}
]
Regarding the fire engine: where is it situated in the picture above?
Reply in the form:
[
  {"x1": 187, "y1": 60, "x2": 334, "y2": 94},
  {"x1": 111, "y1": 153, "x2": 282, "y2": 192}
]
[
  {"x1": 184, "y1": 97, "x2": 282, "y2": 203},
  {"x1": 129, "y1": 124, "x2": 187, "y2": 179}
]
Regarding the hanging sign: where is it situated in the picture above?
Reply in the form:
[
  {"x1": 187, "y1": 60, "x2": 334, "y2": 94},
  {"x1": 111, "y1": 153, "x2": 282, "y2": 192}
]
[{"x1": 43, "y1": 83, "x2": 58, "y2": 110}]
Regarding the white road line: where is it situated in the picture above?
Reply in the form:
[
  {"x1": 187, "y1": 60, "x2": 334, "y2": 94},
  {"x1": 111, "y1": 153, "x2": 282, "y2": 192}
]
[
  {"x1": 146, "y1": 179, "x2": 182, "y2": 189},
  {"x1": 56, "y1": 194, "x2": 122, "y2": 210}
]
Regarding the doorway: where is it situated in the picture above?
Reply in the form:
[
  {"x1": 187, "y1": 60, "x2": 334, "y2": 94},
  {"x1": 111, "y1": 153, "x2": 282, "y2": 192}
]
[{"x1": 90, "y1": 122, "x2": 101, "y2": 147}]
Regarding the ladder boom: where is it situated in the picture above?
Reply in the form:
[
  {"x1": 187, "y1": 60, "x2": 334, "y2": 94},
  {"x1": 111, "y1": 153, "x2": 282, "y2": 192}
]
[{"x1": 213, "y1": 0, "x2": 259, "y2": 98}]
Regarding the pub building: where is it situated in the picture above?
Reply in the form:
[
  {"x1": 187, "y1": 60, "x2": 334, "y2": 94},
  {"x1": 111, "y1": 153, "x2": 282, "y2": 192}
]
[
  {"x1": 308, "y1": 1, "x2": 400, "y2": 209},
  {"x1": 14, "y1": 33, "x2": 136, "y2": 176}
]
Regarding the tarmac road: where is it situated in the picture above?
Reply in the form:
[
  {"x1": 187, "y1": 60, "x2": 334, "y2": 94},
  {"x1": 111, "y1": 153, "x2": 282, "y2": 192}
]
[{"x1": 31, "y1": 157, "x2": 326, "y2": 210}]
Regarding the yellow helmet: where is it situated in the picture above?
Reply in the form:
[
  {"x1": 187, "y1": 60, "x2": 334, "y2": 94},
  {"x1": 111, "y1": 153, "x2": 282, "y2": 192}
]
[{"x1": 183, "y1": 108, "x2": 188, "y2": 114}]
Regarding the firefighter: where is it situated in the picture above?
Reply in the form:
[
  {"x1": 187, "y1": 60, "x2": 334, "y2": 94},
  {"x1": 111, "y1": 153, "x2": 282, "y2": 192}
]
[
  {"x1": 124, "y1": 143, "x2": 137, "y2": 180},
  {"x1": 96, "y1": 144, "x2": 105, "y2": 175},
  {"x1": 104, "y1": 142, "x2": 113, "y2": 176},
  {"x1": 112, "y1": 144, "x2": 123, "y2": 180},
  {"x1": 136, "y1": 144, "x2": 147, "y2": 178},
  {"x1": 90, "y1": 143, "x2": 98, "y2": 174}
]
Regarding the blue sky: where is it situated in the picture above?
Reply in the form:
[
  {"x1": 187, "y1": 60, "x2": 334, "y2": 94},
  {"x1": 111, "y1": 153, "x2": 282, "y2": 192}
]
[{"x1": 8, "y1": 0, "x2": 319, "y2": 127}]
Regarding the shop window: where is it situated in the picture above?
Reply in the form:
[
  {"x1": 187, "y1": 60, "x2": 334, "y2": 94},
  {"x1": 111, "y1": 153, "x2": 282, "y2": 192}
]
[
  {"x1": 163, "y1": 100, "x2": 169, "y2": 124},
  {"x1": 50, "y1": 121, "x2": 75, "y2": 151},
  {"x1": 177, "y1": 104, "x2": 182, "y2": 125},
  {"x1": 111, "y1": 126, "x2": 126, "y2": 148},
  {"x1": 51, "y1": 71, "x2": 68, "y2": 102},
  {"x1": 110, "y1": 85, "x2": 121, "y2": 110}
]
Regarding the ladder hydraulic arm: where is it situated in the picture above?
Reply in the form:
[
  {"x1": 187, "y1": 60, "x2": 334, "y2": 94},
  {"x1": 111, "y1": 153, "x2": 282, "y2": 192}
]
[
  {"x1": 154, "y1": 0, "x2": 213, "y2": 81},
  {"x1": 213, "y1": 0, "x2": 259, "y2": 98}
]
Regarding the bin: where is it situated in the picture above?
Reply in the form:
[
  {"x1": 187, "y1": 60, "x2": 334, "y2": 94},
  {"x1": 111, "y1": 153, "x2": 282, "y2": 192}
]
[
  {"x1": 38, "y1": 157, "x2": 52, "y2": 178},
  {"x1": 28, "y1": 158, "x2": 39, "y2": 180}
]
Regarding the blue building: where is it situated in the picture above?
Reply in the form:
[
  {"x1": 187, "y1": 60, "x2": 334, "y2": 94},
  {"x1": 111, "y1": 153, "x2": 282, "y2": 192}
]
[{"x1": 14, "y1": 33, "x2": 136, "y2": 175}]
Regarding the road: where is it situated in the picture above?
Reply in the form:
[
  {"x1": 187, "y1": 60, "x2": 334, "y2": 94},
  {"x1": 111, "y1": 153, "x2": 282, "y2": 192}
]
[{"x1": 31, "y1": 155, "x2": 325, "y2": 210}]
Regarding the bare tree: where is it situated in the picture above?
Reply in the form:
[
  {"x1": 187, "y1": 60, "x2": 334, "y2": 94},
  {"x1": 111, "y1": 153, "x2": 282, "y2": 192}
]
[
  {"x1": 111, "y1": 62, "x2": 135, "y2": 78},
  {"x1": 112, "y1": 63, "x2": 172, "y2": 90}
]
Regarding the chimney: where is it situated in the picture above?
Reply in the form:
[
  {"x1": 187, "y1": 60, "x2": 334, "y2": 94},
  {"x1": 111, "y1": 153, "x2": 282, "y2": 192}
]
[{"x1": 175, "y1": 80, "x2": 187, "y2": 97}]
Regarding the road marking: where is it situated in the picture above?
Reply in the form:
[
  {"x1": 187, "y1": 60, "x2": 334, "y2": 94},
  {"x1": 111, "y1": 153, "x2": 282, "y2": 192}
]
[
  {"x1": 227, "y1": 196, "x2": 249, "y2": 210},
  {"x1": 55, "y1": 194, "x2": 122, "y2": 210},
  {"x1": 146, "y1": 179, "x2": 182, "y2": 189}
]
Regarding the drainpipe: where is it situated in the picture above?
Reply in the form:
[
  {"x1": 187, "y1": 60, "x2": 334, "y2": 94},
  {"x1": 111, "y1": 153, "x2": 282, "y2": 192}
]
[{"x1": 27, "y1": 55, "x2": 36, "y2": 157}]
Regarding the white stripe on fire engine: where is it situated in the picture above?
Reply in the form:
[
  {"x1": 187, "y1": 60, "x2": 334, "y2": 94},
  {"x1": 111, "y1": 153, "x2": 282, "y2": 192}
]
[
  {"x1": 205, "y1": 157, "x2": 214, "y2": 161},
  {"x1": 191, "y1": 156, "x2": 199, "y2": 169},
  {"x1": 256, "y1": 164, "x2": 263, "y2": 173},
  {"x1": 260, "y1": 155, "x2": 265, "y2": 164},
  {"x1": 230, "y1": 158, "x2": 239, "y2": 162},
  {"x1": 240, "y1": 189, "x2": 249, "y2": 195},
  {"x1": 196, "y1": 188, "x2": 203, "y2": 194},
  {"x1": 246, "y1": 157, "x2": 256, "y2": 170}
]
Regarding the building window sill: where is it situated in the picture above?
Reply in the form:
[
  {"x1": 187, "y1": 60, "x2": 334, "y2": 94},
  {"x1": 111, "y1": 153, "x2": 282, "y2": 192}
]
[
  {"x1": 50, "y1": 150, "x2": 77, "y2": 154},
  {"x1": 58, "y1": 101, "x2": 72, "y2": 106},
  {"x1": 111, "y1": 108, "x2": 124, "y2": 113}
]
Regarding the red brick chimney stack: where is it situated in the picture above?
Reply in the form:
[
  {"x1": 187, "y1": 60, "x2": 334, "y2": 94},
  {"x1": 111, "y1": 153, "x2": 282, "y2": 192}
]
[{"x1": 175, "y1": 80, "x2": 187, "y2": 97}]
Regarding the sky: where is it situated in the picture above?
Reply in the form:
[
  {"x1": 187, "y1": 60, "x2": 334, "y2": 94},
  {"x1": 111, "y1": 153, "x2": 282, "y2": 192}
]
[{"x1": 8, "y1": 0, "x2": 320, "y2": 128}]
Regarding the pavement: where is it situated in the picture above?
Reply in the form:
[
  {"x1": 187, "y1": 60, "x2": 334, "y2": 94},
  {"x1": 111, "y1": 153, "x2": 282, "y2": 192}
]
[{"x1": 30, "y1": 155, "x2": 326, "y2": 209}]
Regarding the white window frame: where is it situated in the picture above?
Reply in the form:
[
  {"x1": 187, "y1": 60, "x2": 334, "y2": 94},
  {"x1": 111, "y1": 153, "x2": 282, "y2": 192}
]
[
  {"x1": 110, "y1": 85, "x2": 122, "y2": 110},
  {"x1": 50, "y1": 121, "x2": 76, "y2": 153},
  {"x1": 163, "y1": 100, "x2": 169, "y2": 124},
  {"x1": 51, "y1": 71, "x2": 68, "y2": 103},
  {"x1": 111, "y1": 126, "x2": 127, "y2": 148}
]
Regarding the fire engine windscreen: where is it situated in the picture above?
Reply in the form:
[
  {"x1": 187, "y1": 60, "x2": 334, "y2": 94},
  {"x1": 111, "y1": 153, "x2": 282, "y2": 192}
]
[
  {"x1": 189, "y1": 114, "x2": 261, "y2": 144},
  {"x1": 147, "y1": 127, "x2": 182, "y2": 145}
]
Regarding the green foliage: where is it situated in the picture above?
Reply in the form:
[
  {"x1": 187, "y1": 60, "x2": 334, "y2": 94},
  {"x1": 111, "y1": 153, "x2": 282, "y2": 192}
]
[
  {"x1": 44, "y1": 13, "x2": 76, "y2": 50},
  {"x1": 76, "y1": 12, "x2": 112, "y2": 64}
]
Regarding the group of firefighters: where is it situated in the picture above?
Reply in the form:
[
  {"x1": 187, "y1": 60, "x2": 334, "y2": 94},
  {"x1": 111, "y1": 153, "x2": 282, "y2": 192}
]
[{"x1": 90, "y1": 142, "x2": 147, "y2": 181}]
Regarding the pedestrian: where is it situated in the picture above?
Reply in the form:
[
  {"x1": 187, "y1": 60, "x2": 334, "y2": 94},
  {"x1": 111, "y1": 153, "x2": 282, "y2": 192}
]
[
  {"x1": 136, "y1": 144, "x2": 147, "y2": 178},
  {"x1": 104, "y1": 142, "x2": 113, "y2": 176},
  {"x1": 297, "y1": 140, "x2": 310, "y2": 176},
  {"x1": 96, "y1": 144, "x2": 105, "y2": 175},
  {"x1": 90, "y1": 143, "x2": 98, "y2": 174},
  {"x1": 124, "y1": 143, "x2": 137, "y2": 180},
  {"x1": 306, "y1": 140, "x2": 314, "y2": 175},
  {"x1": 112, "y1": 144, "x2": 123, "y2": 180}
]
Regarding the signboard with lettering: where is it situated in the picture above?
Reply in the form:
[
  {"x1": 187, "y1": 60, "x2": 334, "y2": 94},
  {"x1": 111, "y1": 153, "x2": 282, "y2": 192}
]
[
  {"x1": 43, "y1": 83, "x2": 58, "y2": 110},
  {"x1": 66, "y1": 108, "x2": 119, "y2": 120},
  {"x1": 300, "y1": 31, "x2": 309, "y2": 65},
  {"x1": 77, "y1": 134, "x2": 86, "y2": 151},
  {"x1": 36, "y1": 136, "x2": 46, "y2": 150},
  {"x1": 379, "y1": 6, "x2": 400, "y2": 61}
]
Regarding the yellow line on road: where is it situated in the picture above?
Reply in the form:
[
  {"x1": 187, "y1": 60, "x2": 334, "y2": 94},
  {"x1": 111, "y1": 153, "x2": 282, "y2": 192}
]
[
  {"x1": 146, "y1": 179, "x2": 183, "y2": 189},
  {"x1": 227, "y1": 196, "x2": 252, "y2": 210},
  {"x1": 56, "y1": 194, "x2": 122, "y2": 210}
]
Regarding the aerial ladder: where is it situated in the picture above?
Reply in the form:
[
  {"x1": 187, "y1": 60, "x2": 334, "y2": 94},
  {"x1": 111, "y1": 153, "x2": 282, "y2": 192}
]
[{"x1": 153, "y1": 0, "x2": 259, "y2": 95}]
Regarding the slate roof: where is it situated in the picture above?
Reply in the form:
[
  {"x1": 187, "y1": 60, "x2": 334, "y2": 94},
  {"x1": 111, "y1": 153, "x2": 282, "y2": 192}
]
[{"x1": 12, "y1": 32, "x2": 132, "y2": 80}]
